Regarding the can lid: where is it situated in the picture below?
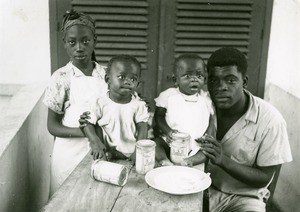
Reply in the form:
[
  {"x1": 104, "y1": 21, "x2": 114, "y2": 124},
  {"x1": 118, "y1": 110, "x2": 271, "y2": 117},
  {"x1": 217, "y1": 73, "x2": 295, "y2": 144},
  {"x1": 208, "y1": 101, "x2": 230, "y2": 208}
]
[
  {"x1": 171, "y1": 132, "x2": 191, "y2": 143},
  {"x1": 91, "y1": 159, "x2": 101, "y2": 180},
  {"x1": 136, "y1": 139, "x2": 156, "y2": 148}
]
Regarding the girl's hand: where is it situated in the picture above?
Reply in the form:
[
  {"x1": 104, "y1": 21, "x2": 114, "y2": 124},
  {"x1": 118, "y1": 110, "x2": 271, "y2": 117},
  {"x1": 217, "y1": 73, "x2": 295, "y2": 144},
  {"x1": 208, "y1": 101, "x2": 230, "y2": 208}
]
[
  {"x1": 79, "y1": 111, "x2": 91, "y2": 128},
  {"x1": 201, "y1": 136, "x2": 224, "y2": 166}
]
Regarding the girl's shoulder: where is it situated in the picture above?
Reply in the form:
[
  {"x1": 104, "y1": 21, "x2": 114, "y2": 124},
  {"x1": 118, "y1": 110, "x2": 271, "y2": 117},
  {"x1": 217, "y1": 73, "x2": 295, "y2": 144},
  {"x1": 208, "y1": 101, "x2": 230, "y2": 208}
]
[
  {"x1": 93, "y1": 62, "x2": 106, "y2": 79},
  {"x1": 51, "y1": 62, "x2": 74, "y2": 80}
]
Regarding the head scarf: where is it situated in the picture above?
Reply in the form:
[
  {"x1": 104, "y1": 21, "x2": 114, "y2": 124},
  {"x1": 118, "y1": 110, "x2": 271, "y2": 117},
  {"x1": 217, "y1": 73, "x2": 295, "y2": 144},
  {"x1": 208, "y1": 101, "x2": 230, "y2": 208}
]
[{"x1": 61, "y1": 10, "x2": 96, "y2": 39}]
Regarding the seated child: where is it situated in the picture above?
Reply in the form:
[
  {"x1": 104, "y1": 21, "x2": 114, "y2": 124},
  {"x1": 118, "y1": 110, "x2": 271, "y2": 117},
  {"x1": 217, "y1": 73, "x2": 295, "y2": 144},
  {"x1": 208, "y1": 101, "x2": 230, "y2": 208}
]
[
  {"x1": 83, "y1": 55, "x2": 150, "y2": 161},
  {"x1": 154, "y1": 53, "x2": 215, "y2": 166}
]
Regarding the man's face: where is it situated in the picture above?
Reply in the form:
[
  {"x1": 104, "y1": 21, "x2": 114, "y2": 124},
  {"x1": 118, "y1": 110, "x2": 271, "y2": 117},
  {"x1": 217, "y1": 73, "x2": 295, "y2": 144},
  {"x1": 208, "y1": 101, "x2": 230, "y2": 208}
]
[{"x1": 207, "y1": 65, "x2": 247, "y2": 109}]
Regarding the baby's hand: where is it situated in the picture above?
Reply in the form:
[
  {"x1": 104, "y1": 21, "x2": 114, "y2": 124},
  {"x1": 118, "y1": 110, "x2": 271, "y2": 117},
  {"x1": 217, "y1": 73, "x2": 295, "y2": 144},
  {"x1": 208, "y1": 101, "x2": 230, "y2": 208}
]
[
  {"x1": 181, "y1": 158, "x2": 193, "y2": 167},
  {"x1": 89, "y1": 140, "x2": 107, "y2": 160},
  {"x1": 110, "y1": 147, "x2": 128, "y2": 160},
  {"x1": 166, "y1": 129, "x2": 179, "y2": 143},
  {"x1": 129, "y1": 152, "x2": 136, "y2": 164},
  {"x1": 79, "y1": 111, "x2": 91, "y2": 129}
]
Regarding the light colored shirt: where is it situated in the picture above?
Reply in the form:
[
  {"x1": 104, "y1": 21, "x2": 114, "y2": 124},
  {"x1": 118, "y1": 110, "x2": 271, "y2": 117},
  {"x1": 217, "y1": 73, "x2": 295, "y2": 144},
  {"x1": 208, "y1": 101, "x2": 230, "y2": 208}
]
[
  {"x1": 43, "y1": 62, "x2": 107, "y2": 114},
  {"x1": 89, "y1": 94, "x2": 150, "y2": 156},
  {"x1": 155, "y1": 87, "x2": 214, "y2": 152},
  {"x1": 208, "y1": 90, "x2": 293, "y2": 199}
]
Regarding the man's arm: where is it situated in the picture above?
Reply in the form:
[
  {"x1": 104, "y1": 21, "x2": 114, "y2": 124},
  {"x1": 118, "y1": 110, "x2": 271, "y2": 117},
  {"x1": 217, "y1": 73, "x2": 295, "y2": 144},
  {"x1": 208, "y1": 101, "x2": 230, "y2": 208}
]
[{"x1": 202, "y1": 137, "x2": 277, "y2": 188}]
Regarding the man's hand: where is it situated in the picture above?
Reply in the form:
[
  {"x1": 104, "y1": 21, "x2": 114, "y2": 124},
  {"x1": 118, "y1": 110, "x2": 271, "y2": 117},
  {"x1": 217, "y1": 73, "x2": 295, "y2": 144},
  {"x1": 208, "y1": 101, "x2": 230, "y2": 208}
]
[
  {"x1": 79, "y1": 111, "x2": 91, "y2": 129},
  {"x1": 201, "y1": 136, "x2": 224, "y2": 166}
]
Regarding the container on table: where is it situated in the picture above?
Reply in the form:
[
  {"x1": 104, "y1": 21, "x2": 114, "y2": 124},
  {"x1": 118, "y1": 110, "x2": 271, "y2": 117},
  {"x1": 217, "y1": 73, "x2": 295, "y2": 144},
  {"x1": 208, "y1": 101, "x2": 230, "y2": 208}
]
[
  {"x1": 169, "y1": 132, "x2": 191, "y2": 165},
  {"x1": 135, "y1": 139, "x2": 156, "y2": 174},
  {"x1": 91, "y1": 160, "x2": 129, "y2": 186}
]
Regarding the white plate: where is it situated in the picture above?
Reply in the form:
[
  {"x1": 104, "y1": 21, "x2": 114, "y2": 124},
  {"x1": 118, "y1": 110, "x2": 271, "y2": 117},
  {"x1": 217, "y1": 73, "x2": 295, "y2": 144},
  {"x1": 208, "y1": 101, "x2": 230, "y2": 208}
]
[{"x1": 145, "y1": 166, "x2": 211, "y2": 195}]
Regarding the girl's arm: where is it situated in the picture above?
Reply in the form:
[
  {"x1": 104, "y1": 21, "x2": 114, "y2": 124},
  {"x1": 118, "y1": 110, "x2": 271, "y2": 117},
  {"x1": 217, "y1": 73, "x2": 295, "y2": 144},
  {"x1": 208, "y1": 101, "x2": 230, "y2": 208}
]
[{"x1": 47, "y1": 109, "x2": 84, "y2": 138}]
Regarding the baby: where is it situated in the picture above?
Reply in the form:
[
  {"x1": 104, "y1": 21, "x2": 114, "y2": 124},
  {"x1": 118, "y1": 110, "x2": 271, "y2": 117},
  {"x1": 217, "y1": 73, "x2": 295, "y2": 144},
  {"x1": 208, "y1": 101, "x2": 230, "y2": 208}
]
[
  {"x1": 154, "y1": 53, "x2": 215, "y2": 166},
  {"x1": 83, "y1": 55, "x2": 150, "y2": 161}
]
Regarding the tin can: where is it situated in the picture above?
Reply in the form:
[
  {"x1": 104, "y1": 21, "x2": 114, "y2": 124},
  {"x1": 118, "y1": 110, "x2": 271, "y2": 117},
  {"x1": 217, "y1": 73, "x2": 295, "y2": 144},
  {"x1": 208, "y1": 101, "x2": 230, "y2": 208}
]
[
  {"x1": 170, "y1": 132, "x2": 191, "y2": 165},
  {"x1": 135, "y1": 139, "x2": 156, "y2": 174},
  {"x1": 91, "y1": 160, "x2": 129, "y2": 186}
]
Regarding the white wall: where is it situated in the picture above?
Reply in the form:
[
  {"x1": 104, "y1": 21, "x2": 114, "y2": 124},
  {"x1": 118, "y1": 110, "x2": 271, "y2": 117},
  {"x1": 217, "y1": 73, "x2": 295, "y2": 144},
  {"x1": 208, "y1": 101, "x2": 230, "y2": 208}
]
[
  {"x1": 265, "y1": 0, "x2": 300, "y2": 211},
  {"x1": 0, "y1": 0, "x2": 51, "y2": 85},
  {"x1": 266, "y1": 0, "x2": 300, "y2": 99}
]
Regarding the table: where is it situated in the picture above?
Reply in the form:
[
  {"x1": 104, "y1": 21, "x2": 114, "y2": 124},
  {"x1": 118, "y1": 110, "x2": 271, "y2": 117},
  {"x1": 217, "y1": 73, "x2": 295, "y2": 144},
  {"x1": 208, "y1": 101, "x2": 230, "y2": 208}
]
[{"x1": 42, "y1": 154, "x2": 204, "y2": 212}]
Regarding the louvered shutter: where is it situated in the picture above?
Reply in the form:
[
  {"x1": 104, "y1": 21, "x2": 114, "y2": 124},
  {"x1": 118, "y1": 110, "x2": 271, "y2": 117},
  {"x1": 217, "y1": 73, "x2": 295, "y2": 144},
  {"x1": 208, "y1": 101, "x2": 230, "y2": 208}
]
[
  {"x1": 71, "y1": 0, "x2": 153, "y2": 95},
  {"x1": 160, "y1": 0, "x2": 266, "y2": 95},
  {"x1": 72, "y1": 0, "x2": 148, "y2": 67},
  {"x1": 175, "y1": 0, "x2": 253, "y2": 60}
]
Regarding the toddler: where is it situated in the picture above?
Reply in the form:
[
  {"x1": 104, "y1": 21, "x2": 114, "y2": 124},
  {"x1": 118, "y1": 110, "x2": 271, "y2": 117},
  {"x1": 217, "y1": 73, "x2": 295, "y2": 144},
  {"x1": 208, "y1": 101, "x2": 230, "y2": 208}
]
[
  {"x1": 83, "y1": 55, "x2": 150, "y2": 161},
  {"x1": 154, "y1": 53, "x2": 215, "y2": 166}
]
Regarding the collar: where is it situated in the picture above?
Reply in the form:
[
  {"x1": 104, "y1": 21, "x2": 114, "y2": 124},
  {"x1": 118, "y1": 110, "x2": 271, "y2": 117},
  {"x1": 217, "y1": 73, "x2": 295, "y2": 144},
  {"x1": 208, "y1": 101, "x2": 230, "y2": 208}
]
[
  {"x1": 244, "y1": 89, "x2": 259, "y2": 124},
  {"x1": 68, "y1": 61, "x2": 104, "y2": 77},
  {"x1": 177, "y1": 87, "x2": 200, "y2": 102}
]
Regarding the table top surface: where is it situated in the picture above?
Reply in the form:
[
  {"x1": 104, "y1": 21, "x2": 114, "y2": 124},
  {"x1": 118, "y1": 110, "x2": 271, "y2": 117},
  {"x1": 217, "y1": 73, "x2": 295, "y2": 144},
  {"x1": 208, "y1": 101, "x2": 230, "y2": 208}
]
[{"x1": 42, "y1": 154, "x2": 204, "y2": 212}]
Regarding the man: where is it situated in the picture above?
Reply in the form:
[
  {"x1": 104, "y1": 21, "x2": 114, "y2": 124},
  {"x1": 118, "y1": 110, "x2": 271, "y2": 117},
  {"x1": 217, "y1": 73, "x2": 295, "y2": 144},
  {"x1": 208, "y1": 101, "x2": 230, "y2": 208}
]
[{"x1": 201, "y1": 47, "x2": 292, "y2": 212}]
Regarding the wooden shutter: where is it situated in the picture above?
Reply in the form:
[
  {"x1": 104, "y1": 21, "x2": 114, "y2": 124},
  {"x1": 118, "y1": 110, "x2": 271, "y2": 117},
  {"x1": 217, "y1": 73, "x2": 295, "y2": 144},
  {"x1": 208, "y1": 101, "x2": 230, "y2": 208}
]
[
  {"x1": 159, "y1": 0, "x2": 266, "y2": 95},
  {"x1": 71, "y1": 0, "x2": 149, "y2": 68},
  {"x1": 175, "y1": 0, "x2": 253, "y2": 61}
]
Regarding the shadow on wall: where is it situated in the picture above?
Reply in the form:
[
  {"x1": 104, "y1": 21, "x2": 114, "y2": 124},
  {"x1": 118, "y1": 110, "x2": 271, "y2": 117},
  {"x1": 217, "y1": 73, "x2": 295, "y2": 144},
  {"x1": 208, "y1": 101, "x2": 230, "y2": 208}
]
[
  {"x1": 265, "y1": 84, "x2": 300, "y2": 212},
  {"x1": 0, "y1": 83, "x2": 54, "y2": 212}
]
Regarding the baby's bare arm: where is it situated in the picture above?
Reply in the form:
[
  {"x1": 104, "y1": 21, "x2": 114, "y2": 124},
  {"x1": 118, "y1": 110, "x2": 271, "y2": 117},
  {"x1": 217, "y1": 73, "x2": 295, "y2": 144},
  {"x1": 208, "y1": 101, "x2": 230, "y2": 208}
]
[
  {"x1": 83, "y1": 124, "x2": 107, "y2": 160},
  {"x1": 136, "y1": 122, "x2": 148, "y2": 141}
]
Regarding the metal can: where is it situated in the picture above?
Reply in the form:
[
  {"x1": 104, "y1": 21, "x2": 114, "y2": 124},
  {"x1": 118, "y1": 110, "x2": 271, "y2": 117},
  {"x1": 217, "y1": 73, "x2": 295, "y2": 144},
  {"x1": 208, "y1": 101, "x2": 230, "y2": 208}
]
[
  {"x1": 91, "y1": 160, "x2": 129, "y2": 186},
  {"x1": 170, "y1": 132, "x2": 191, "y2": 165},
  {"x1": 135, "y1": 139, "x2": 156, "y2": 174}
]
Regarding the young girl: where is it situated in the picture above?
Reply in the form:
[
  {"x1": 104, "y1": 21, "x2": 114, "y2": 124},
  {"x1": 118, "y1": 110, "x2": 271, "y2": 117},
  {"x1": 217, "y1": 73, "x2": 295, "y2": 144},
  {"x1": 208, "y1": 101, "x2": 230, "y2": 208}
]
[
  {"x1": 83, "y1": 55, "x2": 150, "y2": 161},
  {"x1": 43, "y1": 10, "x2": 108, "y2": 195},
  {"x1": 154, "y1": 53, "x2": 215, "y2": 166}
]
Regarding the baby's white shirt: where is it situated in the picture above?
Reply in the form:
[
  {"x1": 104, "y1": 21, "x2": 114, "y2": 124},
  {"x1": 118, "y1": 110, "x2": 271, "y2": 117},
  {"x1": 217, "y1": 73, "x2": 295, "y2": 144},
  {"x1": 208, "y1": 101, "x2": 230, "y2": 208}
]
[{"x1": 155, "y1": 88, "x2": 214, "y2": 152}]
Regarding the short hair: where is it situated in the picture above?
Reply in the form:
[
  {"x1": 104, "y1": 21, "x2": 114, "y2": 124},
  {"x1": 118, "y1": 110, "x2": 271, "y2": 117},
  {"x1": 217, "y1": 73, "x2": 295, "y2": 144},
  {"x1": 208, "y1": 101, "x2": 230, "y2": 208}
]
[
  {"x1": 106, "y1": 55, "x2": 141, "y2": 75},
  {"x1": 207, "y1": 47, "x2": 247, "y2": 75},
  {"x1": 173, "y1": 53, "x2": 206, "y2": 74}
]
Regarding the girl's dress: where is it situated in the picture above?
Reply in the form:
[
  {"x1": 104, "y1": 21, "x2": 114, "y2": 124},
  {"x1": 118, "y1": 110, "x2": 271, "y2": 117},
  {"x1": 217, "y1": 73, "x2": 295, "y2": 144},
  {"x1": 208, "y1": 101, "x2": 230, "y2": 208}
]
[{"x1": 43, "y1": 62, "x2": 107, "y2": 195}]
